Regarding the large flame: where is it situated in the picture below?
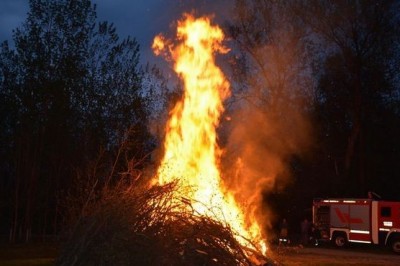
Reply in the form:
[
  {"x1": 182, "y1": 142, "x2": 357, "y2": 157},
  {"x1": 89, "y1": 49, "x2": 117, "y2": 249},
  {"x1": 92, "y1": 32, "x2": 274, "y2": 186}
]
[{"x1": 152, "y1": 14, "x2": 266, "y2": 254}]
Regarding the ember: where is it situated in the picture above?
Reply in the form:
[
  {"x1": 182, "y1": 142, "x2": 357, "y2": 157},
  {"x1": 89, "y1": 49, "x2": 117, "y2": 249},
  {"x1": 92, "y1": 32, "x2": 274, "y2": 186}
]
[{"x1": 152, "y1": 13, "x2": 267, "y2": 255}]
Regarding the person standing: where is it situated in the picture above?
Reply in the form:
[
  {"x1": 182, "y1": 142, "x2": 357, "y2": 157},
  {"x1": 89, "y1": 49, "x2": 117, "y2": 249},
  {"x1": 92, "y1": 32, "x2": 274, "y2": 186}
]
[
  {"x1": 279, "y1": 218, "x2": 289, "y2": 245},
  {"x1": 310, "y1": 223, "x2": 320, "y2": 246},
  {"x1": 301, "y1": 218, "x2": 310, "y2": 245}
]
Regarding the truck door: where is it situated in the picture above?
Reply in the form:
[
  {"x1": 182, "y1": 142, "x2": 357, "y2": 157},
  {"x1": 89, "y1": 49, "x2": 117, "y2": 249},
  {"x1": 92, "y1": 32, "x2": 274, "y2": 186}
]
[
  {"x1": 348, "y1": 204, "x2": 370, "y2": 243},
  {"x1": 314, "y1": 204, "x2": 330, "y2": 240},
  {"x1": 331, "y1": 202, "x2": 371, "y2": 243}
]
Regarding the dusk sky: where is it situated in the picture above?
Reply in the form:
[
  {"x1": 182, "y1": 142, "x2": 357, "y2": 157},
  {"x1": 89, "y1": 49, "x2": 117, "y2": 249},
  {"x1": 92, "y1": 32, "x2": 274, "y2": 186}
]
[{"x1": 0, "y1": 0, "x2": 234, "y2": 63}]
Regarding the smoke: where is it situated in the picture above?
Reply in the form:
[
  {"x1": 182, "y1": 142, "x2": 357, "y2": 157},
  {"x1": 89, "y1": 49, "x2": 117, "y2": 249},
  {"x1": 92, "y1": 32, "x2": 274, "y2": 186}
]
[
  {"x1": 221, "y1": 100, "x2": 312, "y2": 233},
  {"x1": 220, "y1": 11, "x2": 314, "y2": 235},
  {"x1": 147, "y1": 2, "x2": 314, "y2": 241}
]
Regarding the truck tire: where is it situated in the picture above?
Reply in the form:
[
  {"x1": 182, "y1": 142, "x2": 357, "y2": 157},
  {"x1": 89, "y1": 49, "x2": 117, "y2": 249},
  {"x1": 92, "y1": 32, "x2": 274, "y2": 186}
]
[
  {"x1": 332, "y1": 233, "x2": 347, "y2": 248},
  {"x1": 391, "y1": 238, "x2": 400, "y2": 254}
]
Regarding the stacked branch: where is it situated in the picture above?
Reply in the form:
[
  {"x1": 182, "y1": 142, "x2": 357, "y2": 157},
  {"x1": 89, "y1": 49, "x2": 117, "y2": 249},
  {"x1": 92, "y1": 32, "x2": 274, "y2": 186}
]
[{"x1": 57, "y1": 180, "x2": 275, "y2": 265}]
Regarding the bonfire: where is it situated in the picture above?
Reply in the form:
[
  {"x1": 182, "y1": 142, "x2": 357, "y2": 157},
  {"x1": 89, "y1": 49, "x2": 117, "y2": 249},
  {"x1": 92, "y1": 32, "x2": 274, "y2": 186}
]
[
  {"x1": 57, "y1": 14, "x2": 275, "y2": 266},
  {"x1": 152, "y1": 13, "x2": 267, "y2": 255}
]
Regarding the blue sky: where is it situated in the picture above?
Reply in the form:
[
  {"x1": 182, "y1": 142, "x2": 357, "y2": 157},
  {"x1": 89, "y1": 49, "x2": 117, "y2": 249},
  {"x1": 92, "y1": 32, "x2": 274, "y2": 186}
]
[{"x1": 0, "y1": 0, "x2": 234, "y2": 63}]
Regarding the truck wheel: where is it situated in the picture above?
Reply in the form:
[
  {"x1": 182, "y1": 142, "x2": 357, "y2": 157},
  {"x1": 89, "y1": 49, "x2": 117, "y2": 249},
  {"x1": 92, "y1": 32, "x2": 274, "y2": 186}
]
[
  {"x1": 332, "y1": 233, "x2": 347, "y2": 248},
  {"x1": 391, "y1": 238, "x2": 400, "y2": 254}
]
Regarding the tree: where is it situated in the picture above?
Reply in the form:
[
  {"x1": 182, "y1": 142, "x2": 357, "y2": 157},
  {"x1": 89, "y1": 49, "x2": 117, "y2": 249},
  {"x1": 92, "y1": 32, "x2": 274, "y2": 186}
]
[
  {"x1": 227, "y1": 0, "x2": 314, "y2": 110},
  {"x1": 0, "y1": 0, "x2": 148, "y2": 242},
  {"x1": 297, "y1": 0, "x2": 400, "y2": 194},
  {"x1": 224, "y1": 0, "x2": 400, "y2": 226}
]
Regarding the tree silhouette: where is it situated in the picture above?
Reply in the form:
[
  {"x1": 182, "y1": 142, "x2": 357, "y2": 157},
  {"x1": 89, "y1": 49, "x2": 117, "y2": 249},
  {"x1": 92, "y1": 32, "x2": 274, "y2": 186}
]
[
  {"x1": 0, "y1": 0, "x2": 149, "y2": 242},
  {"x1": 297, "y1": 0, "x2": 400, "y2": 194}
]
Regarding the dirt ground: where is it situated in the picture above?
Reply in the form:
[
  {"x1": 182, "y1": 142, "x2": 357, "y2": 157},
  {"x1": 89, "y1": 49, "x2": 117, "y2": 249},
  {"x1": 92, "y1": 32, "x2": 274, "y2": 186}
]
[{"x1": 269, "y1": 245, "x2": 400, "y2": 266}]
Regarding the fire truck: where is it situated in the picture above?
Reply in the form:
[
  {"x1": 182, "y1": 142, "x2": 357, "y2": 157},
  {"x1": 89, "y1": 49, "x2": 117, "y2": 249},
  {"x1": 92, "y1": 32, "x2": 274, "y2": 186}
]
[{"x1": 312, "y1": 198, "x2": 400, "y2": 253}]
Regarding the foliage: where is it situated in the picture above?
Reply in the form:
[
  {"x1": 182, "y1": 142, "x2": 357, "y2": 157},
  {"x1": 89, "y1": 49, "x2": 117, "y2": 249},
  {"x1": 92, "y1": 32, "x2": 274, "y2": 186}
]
[
  {"x1": 0, "y1": 0, "x2": 151, "y2": 242},
  {"x1": 297, "y1": 0, "x2": 400, "y2": 195},
  {"x1": 227, "y1": 0, "x2": 315, "y2": 110}
]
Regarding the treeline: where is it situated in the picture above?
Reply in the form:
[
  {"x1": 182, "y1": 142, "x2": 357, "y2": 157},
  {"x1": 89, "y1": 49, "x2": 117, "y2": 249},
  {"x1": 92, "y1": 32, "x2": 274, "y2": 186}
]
[
  {"x1": 0, "y1": 0, "x2": 168, "y2": 242},
  {"x1": 225, "y1": 0, "x2": 400, "y2": 221},
  {"x1": 1, "y1": 0, "x2": 399, "y2": 242}
]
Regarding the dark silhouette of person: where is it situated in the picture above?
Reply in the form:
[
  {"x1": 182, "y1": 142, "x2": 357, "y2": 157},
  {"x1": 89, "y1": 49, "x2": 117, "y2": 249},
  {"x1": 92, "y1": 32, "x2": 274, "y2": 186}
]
[
  {"x1": 279, "y1": 218, "x2": 289, "y2": 245},
  {"x1": 301, "y1": 218, "x2": 310, "y2": 245},
  {"x1": 310, "y1": 223, "x2": 320, "y2": 246}
]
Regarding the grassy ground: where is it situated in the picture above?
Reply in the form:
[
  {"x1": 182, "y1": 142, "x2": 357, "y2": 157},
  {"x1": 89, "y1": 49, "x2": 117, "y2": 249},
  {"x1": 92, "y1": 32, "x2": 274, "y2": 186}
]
[
  {"x1": 0, "y1": 243, "x2": 58, "y2": 266},
  {"x1": 269, "y1": 243, "x2": 400, "y2": 266},
  {"x1": 1, "y1": 241, "x2": 398, "y2": 266}
]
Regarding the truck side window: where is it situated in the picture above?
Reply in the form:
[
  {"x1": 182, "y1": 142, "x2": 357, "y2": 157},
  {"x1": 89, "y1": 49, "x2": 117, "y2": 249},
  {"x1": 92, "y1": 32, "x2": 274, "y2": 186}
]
[{"x1": 381, "y1": 207, "x2": 391, "y2": 217}]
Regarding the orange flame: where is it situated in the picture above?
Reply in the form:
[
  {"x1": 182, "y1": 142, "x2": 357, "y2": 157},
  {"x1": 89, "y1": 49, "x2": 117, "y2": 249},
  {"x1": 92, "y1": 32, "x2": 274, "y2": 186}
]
[{"x1": 152, "y1": 13, "x2": 266, "y2": 254}]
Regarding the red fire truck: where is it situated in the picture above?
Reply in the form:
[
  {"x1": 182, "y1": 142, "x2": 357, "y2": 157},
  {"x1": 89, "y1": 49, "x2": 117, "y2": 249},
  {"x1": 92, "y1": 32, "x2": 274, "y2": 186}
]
[{"x1": 312, "y1": 198, "x2": 400, "y2": 253}]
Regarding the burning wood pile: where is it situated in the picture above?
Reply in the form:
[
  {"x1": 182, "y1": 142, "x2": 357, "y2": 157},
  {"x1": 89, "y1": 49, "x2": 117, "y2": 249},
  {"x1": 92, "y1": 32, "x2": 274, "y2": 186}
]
[
  {"x1": 58, "y1": 13, "x2": 278, "y2": 266},
  {"x1": 56, "y1": 181, "x2": 274, "y2": 265}
]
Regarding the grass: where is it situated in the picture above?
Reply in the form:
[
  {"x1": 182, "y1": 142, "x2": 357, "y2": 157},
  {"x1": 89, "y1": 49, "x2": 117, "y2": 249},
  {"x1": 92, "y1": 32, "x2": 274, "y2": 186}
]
[
  {"x1": 0, "y1": 241, "x2": 397, "y2": 266},
  {"x1": 0, "y1": 243, "x2": 58, "y2": 266},
  {"x1": 268, "y1": 244, "x2": 399, "y2": 266},
  {"x1": 0, "y1": 258, "x2": 55, "y2": 266}
]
